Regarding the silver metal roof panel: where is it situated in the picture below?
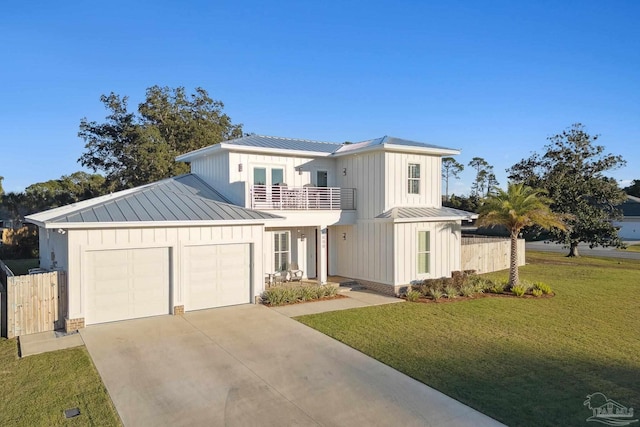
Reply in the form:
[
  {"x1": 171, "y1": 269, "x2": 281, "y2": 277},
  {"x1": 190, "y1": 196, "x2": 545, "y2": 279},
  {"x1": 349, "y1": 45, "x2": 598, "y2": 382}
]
[{"x1": 33, "y1": 174, "x2": 281, "y2": 224}]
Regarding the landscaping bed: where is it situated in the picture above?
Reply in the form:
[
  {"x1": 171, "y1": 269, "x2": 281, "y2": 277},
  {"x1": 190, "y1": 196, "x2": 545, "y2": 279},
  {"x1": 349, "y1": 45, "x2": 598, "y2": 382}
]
[
  {"x1": 261, "y1": 284, "x2": 343, "y2": 306},
  {"x1": 403, "y1": 270, "x2": 554, "y2": 303}
]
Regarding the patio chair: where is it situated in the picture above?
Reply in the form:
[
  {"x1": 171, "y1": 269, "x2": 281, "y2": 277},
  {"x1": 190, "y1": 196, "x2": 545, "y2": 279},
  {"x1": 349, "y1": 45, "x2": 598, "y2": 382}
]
[
  {"x1": 288, "y1": 262, "x2": 303, "y2": 282},
  {"x1": 273, "y1": 270, "x2": 289, "y2": 285}
]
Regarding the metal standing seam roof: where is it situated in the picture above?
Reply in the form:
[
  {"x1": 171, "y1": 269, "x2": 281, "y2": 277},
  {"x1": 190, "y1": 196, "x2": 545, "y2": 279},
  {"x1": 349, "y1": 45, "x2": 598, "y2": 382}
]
[
  {"x1": 176, "y1": 134, "x2": 459, "y2": 161},
  {"x1": 336, "y1": 136, "x2": 458, "y2": 154},
  {"x1": 376, "y1": 206, "x2": 478, "y2": 221},
  {"x1": 26, "y1": 174, "x2": 282, "y2": 225},
  {"x1": 223, "y1": 135, "x2": 341, "y2": 153}
]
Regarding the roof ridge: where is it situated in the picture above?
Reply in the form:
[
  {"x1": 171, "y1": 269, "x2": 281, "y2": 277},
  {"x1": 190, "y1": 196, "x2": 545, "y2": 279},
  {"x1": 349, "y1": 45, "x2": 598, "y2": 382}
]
[{"x1": 248, "y1": 135, "x2": 340, "y2": 146}]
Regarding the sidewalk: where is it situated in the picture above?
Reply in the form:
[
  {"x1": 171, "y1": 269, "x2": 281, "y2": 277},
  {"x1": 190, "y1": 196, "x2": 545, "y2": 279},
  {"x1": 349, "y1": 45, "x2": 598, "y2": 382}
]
[{"x1": 19, "y1": 330, "x2": 84, "y2": 357}]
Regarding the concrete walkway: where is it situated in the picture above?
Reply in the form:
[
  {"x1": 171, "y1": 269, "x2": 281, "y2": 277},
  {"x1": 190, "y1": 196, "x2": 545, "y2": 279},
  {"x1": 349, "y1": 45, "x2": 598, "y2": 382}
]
[
  {"x1": 18, "y1": 330, "x2": 84, "y2": 357},
  {"x1": 271, "y1": 288, "x2": 404, "y2": 317},
  {"x1": 81, "y1": 304, "x2": 505, "y2": 427}
]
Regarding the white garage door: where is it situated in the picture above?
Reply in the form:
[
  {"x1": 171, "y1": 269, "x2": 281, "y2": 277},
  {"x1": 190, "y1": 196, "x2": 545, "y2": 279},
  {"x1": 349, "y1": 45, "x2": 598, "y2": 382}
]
[
  {"x1": 185, "y1": 244, "x2": 251, "y2": 311},
  {"x1": 86, "y1": 247, "x2": 170, "y2": 325}
]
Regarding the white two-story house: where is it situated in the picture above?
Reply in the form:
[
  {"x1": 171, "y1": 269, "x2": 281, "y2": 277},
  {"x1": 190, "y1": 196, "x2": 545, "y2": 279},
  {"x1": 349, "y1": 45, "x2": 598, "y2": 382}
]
[{"x1": 26, "y1": 134, "x2": 476, "y2": 331}]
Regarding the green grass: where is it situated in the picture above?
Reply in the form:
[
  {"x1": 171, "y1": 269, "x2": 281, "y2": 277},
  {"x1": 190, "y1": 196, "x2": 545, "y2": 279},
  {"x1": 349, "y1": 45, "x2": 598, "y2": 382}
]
[
  {"x1": 297, "y1": 252, "x2": 640, "y2": 427},
  {"x1": 0, "y1": 339, "x2": 121, "y2": 426},
  {"x1": 2, "y1": 258, "x2": 39, "y2": 275},
  {"x1": 623, "y1": 243, "x2": 640, "y2": 252}
]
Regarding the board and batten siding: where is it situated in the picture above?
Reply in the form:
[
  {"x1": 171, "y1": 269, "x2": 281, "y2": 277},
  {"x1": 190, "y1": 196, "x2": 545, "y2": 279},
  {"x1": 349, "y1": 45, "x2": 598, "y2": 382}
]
[
  {"x1": 193, "y1": 150, "x2": 337, "y2": 209},
  {"x1": 64, "y1": 224, "x2": 264, "y2": 320},
  {"x1": 189, "y1": 151, "x2": 235, "y2": 202},
  {"x1": 332, "y1": 222, "x2": 394, "y2": 285},
  {"x1": 384, "y1": 152, "x2": 442, "y2": 211},
  {"x1": 336, "y1": 152, "x2": 385, "y2": 220},
  {"x1": 394, "y1": 221, "x2": 461, "y2": 284}
]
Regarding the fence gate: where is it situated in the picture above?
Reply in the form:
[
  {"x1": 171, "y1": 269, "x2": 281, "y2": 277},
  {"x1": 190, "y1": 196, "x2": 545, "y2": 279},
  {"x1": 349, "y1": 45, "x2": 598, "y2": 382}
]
[{"x1": 0, "y1": 267, "x2": 67, "y2": 339}]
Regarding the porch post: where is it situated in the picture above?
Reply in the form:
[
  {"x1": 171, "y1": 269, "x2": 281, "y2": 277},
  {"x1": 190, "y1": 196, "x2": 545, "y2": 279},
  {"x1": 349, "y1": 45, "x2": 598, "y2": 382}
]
[{"x1": 317, "y1": 226, "x2": 328, "y2": 285}]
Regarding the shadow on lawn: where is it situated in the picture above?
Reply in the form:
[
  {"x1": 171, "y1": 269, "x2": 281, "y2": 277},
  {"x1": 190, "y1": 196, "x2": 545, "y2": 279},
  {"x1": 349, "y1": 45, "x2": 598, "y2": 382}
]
[{"x1": 381, "y1": 340, "x2": 640, "y2": 427}]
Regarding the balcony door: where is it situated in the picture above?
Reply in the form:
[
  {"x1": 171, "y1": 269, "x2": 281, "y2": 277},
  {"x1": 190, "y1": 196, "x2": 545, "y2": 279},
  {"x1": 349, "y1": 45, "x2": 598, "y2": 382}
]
[
  {"x1": 316, "y1": 170, "x2": 328, "y2": 187},
  {"x1": 253, "y1": 167, "x2": 285, "y2": 207}
]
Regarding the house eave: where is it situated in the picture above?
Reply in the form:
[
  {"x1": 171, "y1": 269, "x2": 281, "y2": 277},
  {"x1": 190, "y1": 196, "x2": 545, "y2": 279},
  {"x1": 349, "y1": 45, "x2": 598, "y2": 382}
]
[
  {"x1": 177, "y1": 143, "x2": 334, "y2": 162},
  {"x1": 31, "y1": 218, "x2": 280, "y2": 230},
  {"x1": 331, "y1": 143, "x2": 460, "y2": 157}
]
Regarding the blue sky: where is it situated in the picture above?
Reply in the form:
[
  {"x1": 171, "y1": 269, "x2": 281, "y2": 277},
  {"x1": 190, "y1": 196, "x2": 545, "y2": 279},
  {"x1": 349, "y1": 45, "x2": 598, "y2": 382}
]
[{"x1": 1, "y1": 0, "x2": 638, "y2": 194}]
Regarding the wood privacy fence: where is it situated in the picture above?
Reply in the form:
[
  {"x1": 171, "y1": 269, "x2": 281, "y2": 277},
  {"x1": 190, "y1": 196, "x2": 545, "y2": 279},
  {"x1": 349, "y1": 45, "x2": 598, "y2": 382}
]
[
  {"x1": 461, "y1": 236, "x2": 525, "y2": 274},
  {"x1": 0, "y1": 261, "x2": 67, "y2": 338}
]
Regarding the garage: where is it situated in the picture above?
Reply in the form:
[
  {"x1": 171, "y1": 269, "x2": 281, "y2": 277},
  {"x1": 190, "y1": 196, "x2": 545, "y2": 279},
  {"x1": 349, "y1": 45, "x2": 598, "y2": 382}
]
[
  {"x1": 185, "y1": 243, "x2": 252, "y2": 311},
  {"x1": 86, "y1": 247, "x2": 170, "y2": 325},
  {"x1": 25, "y1": 174, "x2": 278, "y2": 332}
]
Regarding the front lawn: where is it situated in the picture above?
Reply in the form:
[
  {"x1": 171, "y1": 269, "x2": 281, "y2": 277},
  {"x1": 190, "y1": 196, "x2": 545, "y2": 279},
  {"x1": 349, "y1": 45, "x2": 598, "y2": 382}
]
[
  {"x1": 297, "y1": 252, "x2": 640, "y2": 427},
  {"x1": 0, "y1": 339, "x2": 121, "y2": 426}
]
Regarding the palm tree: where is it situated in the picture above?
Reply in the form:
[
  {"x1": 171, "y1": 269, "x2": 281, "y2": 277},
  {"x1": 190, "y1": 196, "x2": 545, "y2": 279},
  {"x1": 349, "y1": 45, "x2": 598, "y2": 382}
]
[{"x1": 478, "y1": 183, "x2": 566, "y2": 287}]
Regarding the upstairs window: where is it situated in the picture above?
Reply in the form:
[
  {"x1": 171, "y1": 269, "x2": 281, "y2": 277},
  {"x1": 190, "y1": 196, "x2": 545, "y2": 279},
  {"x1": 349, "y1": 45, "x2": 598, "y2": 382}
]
[
  {"x1": 417, "y1": 231, "x2": 430, "y2": 274},
  {"x1": 408, "y1": 163, "x2": 420, "y2": 194}
]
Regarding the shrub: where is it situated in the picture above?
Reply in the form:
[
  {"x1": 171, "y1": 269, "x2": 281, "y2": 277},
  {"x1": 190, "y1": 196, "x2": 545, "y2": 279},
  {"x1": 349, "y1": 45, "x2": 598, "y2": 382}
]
[
  {"x1": 532, "y1": 289, "x2": 543, "y2": 297},
  {"x1": 418, "y1": 278, "x2": 447, "y2": 297},
  {"x1": 511, "y1": 284, "x2": 527, "y2": 297},
  {"x1": 533, "y1": 282, "x2": 553, "y2": 295},
  {"x1": 489, "y1": 280, "x2": 507, "y2": 294},
  {"x1": 444, "y1": 285, "x2": 459, "y2": 299},
  {"x1": 460, "y1": 284, "x2": 476, "y2": 297},
  {"x1": 428, "y1": 288, "x2": 444, "y2": 300},
  {"x1": 262, "y1": 285, "x2": 337, "y2": 306},
  {"x1": 404, "y1": 289, "x2": 421, "y2": 302}
]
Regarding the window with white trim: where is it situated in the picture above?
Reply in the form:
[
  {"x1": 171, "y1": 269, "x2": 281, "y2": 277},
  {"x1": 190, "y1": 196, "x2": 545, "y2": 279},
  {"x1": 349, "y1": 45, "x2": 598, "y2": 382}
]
[
  {"x1": 408, "y1": 163, "x2": 420, "y2": 194},
  {"x1": 417, "y1": 231, "x2": 430, "y2": 274},
  {"x1": 274, "y1": 231, "x2": 290, "y2": 271}
]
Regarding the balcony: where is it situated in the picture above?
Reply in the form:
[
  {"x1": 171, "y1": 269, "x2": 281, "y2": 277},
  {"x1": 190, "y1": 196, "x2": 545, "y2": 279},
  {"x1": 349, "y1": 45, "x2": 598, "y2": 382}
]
[{"x1": 250, "y1": 185, "x2": 356, "y2": 210}]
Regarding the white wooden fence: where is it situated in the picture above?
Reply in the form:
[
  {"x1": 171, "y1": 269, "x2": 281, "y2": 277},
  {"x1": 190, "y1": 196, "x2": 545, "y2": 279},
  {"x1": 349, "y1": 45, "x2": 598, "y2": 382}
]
[
  {"x1": 0, "y1": 261, "x2": 67, "y2": 338},
  {"x1": 461, "y1": 236, "x2": 525, "y2": 274}
]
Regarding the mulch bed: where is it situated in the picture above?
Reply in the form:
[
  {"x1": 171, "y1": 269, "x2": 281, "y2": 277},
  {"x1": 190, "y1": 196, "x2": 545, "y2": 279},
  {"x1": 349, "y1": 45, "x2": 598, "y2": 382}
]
[
  {"x1": 262, "y1": 294, "x2": 348, "y2": 307},
  {"x1": 405, "y1": 292, "x2": 555, "y2": 304}
]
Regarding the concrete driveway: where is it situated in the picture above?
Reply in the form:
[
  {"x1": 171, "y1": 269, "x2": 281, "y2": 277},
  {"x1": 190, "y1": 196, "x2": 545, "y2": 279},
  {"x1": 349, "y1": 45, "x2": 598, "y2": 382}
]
[{"x1": 81, "y1": 305, "x2": 503, "y2": 426}]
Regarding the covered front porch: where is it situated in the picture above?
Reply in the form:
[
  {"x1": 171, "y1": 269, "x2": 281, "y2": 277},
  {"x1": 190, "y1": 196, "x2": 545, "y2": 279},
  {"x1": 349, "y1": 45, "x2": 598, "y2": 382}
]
[{"x1": 264, "y1": 225, "x2": 337, "y2": 286}]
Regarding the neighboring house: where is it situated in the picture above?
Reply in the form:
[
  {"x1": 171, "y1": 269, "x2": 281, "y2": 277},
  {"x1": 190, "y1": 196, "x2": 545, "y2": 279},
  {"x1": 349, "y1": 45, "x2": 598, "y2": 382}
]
[
  {"x1": 614, "y1": 195, "x2": 640, "y2": 239},
  {"x1": 25, "y1": 135, "x2": 476, "y2": 331}
]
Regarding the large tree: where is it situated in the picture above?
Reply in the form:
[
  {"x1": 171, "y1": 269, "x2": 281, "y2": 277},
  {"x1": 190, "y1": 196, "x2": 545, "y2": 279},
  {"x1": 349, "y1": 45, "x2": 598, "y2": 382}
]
[
  {"x1": 478, "y1": 183, "x2": 566, "y2": 286},
  {"x1": 441, "y1": 157, "x2": 464, "y2": 201},
  {"x1": 508, "y1": 123, "x2": 627, "y2": 257},
  {"x1": 78, "y1": 86, "x2": 243, "y2": 190},
  {"x1": 468, "y1": 157, "x2": 498, "y2": 198}
]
